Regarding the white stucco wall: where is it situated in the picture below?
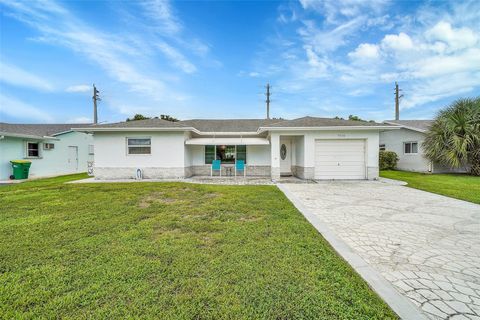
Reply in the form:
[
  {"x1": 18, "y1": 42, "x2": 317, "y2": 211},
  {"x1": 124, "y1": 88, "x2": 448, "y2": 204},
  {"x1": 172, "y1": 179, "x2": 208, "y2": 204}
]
[
  {"x1": 94, "y1": 131, "x2": 185, "y2": 168},
  {"x1": 247, "y1": 145, "x2": 270, "y2": 165},
  {"x1": 184, "y1": 132, "x2": 192, "y2": 167},
  {"x1": 379, "y1": 128, "x2": 431, "y2": 172},
  {"x1": 0, "y1": 132, "x2": 93, "y2": 180},
  {"x1": 294, "y1": 136, "x2": 304, "y2": 166}
]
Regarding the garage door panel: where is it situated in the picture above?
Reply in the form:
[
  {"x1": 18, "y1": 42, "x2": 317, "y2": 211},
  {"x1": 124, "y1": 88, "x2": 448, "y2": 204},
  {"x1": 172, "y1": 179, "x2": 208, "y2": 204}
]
[
  {"x1": 315, "y1": 139, "x2": 366, "y2": 180},
  {"x1": 315, "y1": 162, "x2": 365, "y2": 168},
  {"x1": 316, "y1": 146, "x2": 365, "y2": 152},
  {"x1": 315, "y1": 155, "x2": 365, "y2": 161}
]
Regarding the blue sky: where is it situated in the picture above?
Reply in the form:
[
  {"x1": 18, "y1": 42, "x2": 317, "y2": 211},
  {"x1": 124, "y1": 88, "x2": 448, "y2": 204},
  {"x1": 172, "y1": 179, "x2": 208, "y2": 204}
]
[{"x1": 1, "y1": 0, "x2": 479, "y2": 124}]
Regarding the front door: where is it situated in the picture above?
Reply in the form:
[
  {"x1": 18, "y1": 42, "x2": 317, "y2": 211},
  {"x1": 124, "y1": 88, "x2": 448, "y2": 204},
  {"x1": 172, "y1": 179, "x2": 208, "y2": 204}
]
[
  {"x1": 68, "y1": 146, "x2": 78, "y2": 172},
  {"x1": 280, "y1": 138, "x2": 292, "y2": 176}
]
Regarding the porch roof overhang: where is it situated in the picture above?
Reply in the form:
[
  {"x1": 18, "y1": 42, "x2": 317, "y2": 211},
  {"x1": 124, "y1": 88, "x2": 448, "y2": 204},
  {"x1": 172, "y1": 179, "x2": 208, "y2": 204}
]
[{"x1": 185, "y1": 137, "x2": 270, "y2": 145}]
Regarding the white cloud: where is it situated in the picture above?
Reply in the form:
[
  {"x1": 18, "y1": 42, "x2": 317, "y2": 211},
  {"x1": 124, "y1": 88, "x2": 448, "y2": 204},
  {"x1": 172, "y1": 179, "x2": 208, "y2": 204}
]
[
  {"x1": 0, "y1": 94, "x2": 54, "y2": 122},
  {"x1": 425, "y1": 21, "x2": 478, "y2": 51},
  {"x1": 304, "y1": 45, "x2": 328, "y2": 77},
  {"x1": 255, "y1": 0, "x2": 480, "y2": 115},
  {"x1": 411, "y1": 48, "x2": 480, "y2": 78},
  {"x1": 1, "y1": 0, "x2": 174, "y2": 102},
  {"x1": 66, "y1": 84, "x2": 91, "y2": 93},
  {"x1": 348, "y1": 43, "x2": 380, "y2": 60},
  {"x1": 156, "y1": 42, "x2": 197, "y2": 74},
  {"x1": 381, "y1": 32, "x2": 414, "y2": 51},
  {"x1": 402, "y1": 72, "x2": 480, "y2": 109},
  {"x1": 299, "y1": 17, "x2": 366, "y2": 53},
  {"x1": 0, "y1": 62, "x2": 53, "y2": 91},
  {"x1": 299, "y1": 0, "x2": 389, "y2": 24},
  {"x1": 249, "y1": 72, "x2": 260, "y2": 77},
  {"x1": 140, "y1": 0, "x2": 182, "y2": 34}
]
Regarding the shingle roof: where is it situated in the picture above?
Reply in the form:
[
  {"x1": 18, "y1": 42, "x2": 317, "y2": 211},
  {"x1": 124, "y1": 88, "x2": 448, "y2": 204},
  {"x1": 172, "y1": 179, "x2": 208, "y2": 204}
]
[
  {"x1": 262, "y1": 116, "x2": 387, "y2": 128},
  {"x1": 383, "y1": 120, "x2": 434, "y2": 132},
  {"x1": 179, "y1": 119, "x2": 284, "y2": 132},
  {"x1": 91, "y1": 118, "x2": 188, "y2": 128},
  {"x1": 75, "y1": 116, "x2": 392, "y2": 133},
  {"x1": 0, "y1": 123, "x2": 91, "y2": 138}
]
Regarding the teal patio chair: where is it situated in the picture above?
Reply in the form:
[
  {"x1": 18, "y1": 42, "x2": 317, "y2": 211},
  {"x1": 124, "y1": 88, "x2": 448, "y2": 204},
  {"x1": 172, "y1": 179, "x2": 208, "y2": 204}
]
[
  {"x1": 211, "y1": 159, "x2": 221, "y2": 176},
  {"x1": 235, "y1": 160, "x2": 246, "y2": 177}
]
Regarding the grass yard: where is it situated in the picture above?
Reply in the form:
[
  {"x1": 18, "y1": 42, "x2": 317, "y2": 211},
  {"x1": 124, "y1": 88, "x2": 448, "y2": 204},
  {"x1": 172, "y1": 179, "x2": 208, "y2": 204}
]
[
  {"x1": 381, "y1": 170, "x2": 480, "y2": 204},
  {"x1": 0, "y1": 174, "x2": 397, "y2": 319}
]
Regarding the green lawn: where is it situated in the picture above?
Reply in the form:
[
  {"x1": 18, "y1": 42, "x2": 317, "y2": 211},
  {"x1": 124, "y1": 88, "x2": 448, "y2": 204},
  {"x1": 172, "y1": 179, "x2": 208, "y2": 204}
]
[
  {"x1": 0, "y1": 174, "x2": 397, "y2": 319},
  {"x1": 381, "y1": 170, "x2": 480, "y2": 204}
]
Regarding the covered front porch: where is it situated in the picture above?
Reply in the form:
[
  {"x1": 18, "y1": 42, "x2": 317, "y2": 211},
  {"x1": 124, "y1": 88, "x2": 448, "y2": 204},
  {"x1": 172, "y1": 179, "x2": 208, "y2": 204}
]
[{"x1": 184, "y1": 134, "x2": 307, "y2": 179}]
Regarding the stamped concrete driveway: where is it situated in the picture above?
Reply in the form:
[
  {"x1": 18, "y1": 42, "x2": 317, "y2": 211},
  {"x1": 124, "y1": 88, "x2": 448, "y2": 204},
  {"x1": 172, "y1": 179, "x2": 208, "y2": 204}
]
[{"x1": 280, "y1": 181, "x2": 480, "y2": 320}]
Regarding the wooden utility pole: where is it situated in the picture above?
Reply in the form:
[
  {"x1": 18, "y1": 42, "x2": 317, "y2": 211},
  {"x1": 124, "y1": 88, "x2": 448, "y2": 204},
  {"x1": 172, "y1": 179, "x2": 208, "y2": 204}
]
[
  {"x1": 394, "y1": 82, "x2": 403, "y2": 120},
  {"x1": 92, "y1": 84, "x2": 101, "y2": 124},
  {"x1": 265, "y1": 83, "x2": 271, "y2": 119}
]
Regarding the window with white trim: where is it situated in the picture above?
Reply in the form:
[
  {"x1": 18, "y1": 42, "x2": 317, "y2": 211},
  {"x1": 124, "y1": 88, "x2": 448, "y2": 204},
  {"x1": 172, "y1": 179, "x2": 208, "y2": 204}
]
[
  {"x1": 88, "y1": 144, "x2": 94, "y2": 155},
  {"x1": 127, "y1": 138, "x2": 151, "y2": 155},
  {"x1": 379, "y1": 144, "x2": 386, "y2": 151},
  {"x1": 404, "y1": 141, "x2": 418, "y2": 154},
  {"x1": 26, "y1": 142, "x2": 40, "y2": 157}
]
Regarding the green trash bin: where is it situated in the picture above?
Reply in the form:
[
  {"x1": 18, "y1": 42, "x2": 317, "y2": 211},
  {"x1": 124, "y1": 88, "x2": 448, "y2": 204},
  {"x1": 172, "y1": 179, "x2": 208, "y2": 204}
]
[{"x1": 10, "y1": 160, "x2": 32, "y2": 180}]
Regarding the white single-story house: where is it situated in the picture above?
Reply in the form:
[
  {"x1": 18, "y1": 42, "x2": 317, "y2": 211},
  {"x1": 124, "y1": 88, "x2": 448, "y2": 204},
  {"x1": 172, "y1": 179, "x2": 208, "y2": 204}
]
[
  {"x1": 0, "y1": 123, "x2": 94, "y2": 180},
  {"x1": 76, "y1": 116, "x2": 396, "y2": 180},
  {"x1": 380, "y1": 120, "x2": 465, "y2": 173}
]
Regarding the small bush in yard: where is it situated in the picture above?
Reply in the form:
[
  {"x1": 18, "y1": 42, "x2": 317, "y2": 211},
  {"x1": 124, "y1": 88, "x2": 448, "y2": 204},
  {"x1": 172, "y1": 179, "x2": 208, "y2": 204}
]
[{"x1": 380, "y1": 151, "x2": 399, "y2": 170}]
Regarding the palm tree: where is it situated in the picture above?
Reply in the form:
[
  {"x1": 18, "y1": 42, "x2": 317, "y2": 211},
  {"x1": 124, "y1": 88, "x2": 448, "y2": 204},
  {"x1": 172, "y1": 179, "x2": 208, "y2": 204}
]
[{"x1": 423, "y1": 97, "x2": 480, "y2": 175}]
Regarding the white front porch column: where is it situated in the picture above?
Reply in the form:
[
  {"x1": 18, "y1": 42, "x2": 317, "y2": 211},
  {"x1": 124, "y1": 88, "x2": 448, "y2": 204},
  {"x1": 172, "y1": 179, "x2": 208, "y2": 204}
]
[{"x1": 270, "y1": 133, "x2": 280, "y2": 179}]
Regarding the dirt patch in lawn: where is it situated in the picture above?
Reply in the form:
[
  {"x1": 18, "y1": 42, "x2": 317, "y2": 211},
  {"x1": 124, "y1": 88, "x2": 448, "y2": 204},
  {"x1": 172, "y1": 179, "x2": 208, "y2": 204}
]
[{"x1": 139, "y1": 192, "x2": 177, "y2": 208}]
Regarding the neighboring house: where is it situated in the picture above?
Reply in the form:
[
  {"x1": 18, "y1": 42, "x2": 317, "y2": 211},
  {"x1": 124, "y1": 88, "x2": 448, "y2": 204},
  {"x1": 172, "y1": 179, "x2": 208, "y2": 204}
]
[
  {"x1": 380, "y1": 120, "x2": 465, "y2": 173},
  {"x1": 0, "y1": 123, "x2": 94, "y2": 180},
  {"x1": 76, "y1": 116, "x2": 396, "y2": 180}
]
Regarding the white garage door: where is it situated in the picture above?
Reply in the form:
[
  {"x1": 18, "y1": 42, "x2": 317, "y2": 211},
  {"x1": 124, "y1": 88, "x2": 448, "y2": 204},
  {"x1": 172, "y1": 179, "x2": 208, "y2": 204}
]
[{"x1": 315, "y1": 139, "x2": 366, "y2": 180}]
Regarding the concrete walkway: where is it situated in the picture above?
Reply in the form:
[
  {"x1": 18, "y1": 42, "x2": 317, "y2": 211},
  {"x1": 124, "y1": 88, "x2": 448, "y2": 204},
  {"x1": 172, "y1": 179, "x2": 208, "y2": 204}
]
[{"x1": 279, "y1": 181, "x2": 480, "y2": 320}]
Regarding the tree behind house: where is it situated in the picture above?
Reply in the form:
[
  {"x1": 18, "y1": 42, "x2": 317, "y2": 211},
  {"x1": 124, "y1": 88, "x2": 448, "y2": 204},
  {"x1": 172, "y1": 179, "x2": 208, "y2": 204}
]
[
  {"x1": 126, "y1": 114, "x2": 179, "y2": 122},
  {"x1": 160, "y1": 115, "x2": 179, "y2": 122},
  {"x1": 126, "y1": 114, "x2": 150, "y2": 121}
]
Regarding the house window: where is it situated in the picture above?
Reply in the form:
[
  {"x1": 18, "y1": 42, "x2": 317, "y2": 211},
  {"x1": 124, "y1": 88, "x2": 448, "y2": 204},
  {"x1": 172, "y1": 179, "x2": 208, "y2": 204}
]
[
  {"x1": 204, "y1": 145, "x2": 247, "y2": 164},
  {"x1": 379, "y1": 144, "x2": 386, "y2": 151},
  {"x1": 237, "y1": 145, "x2": 246, "y2": 163},
  {"x1": 88, "y1": 144, "x2": 94, "y2": 155},
  {"x1": 217, "y1": 145, "x2": 236, "y2": 163},
  {"x1": 205, "y1": 145, "x2": 216, "y2": 164},
  {"x1": 127, "y1": 138, "x2": 151, "y2": 155},
  {"x1": 404, "y1": 142, "x2": 418, "y2": 154},
  {"x1": 27, "y1": 142, "x2": 40, "y2": 157}
]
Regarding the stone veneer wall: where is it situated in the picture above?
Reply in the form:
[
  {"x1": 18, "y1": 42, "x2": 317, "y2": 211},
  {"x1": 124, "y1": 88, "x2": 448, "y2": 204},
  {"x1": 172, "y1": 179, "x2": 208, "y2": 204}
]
[
  {"x1": 188, "y1": 165, "x2": 271, "y2": 177},
  {"x1": 94, "y1": 167, "x2": 185, "y2": 180},
  {"x1": 291, "y1": 166, "x2": 314, "y2": 179}
]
